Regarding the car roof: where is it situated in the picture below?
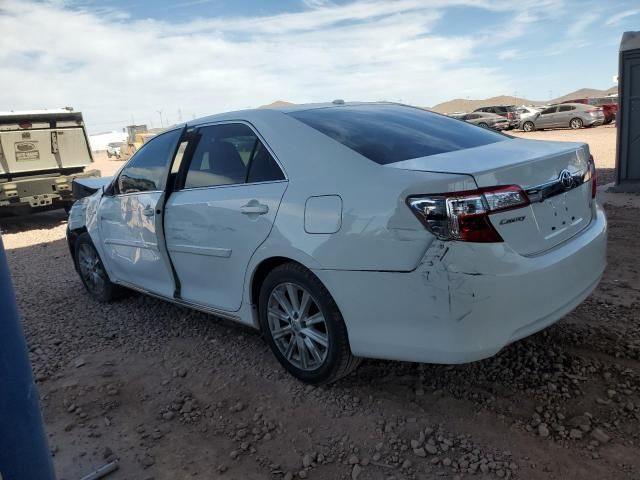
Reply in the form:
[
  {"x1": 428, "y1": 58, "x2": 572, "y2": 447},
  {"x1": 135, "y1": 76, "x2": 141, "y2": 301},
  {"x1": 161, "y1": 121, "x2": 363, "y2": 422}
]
[
  {"x1": 548, "y1": 103, "x2": 588, "y2": 108},
  {"x1": 187, "y1": 101, "x2": 408, "y2": 127}
]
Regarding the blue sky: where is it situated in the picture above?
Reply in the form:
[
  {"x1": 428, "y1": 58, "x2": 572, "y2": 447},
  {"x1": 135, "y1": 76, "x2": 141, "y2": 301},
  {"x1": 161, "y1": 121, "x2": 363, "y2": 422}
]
[{"x1": 1, "y1": 0, "x2": 638, "y2": 132}]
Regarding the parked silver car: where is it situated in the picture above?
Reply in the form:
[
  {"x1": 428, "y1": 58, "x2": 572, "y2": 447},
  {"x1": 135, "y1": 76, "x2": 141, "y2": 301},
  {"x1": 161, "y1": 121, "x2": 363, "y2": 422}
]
[
  {"x1": 520, "y1": 103, "x2": 605, "y2": 132},
  {"x1": 461, "y1": 112, "x2": 509, "y2": 130}
]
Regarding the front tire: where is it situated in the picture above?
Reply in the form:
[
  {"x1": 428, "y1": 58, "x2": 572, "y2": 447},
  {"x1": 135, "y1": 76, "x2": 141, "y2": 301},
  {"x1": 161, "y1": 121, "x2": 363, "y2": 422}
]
[
  {"x1": 74, "y1": 232, "x2": 125, "y2": 303},
  {"x1": 570, "y1": 118, "x2": 583, "y2": 129},
  {"x1": 522, "y1": 121, "x2": 535, "y2": 132},
  {"x1": 478, "y1": 122, "x2": 489, "y2": 129},
  {"x1": 259, "y1": 262, "x2": 360, "y2": 384}
]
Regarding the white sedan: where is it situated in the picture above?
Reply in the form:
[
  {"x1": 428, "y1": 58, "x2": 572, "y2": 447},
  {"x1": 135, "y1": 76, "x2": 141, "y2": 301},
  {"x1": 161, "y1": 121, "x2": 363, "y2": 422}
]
[{"x1": 67, "y1": 102, "x2": 607, "y2": 384}]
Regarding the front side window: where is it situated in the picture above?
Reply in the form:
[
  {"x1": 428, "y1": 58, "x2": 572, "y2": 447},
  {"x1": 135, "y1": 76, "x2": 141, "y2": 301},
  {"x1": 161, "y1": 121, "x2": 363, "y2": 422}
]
[
  {"x1": 117, "y1": 129, "x2": 181, "y2": 194},
  {"x1": 540, "y1": 107, "x2": 557, "y2": 115},
  {"x1": 183, "y1": 123, "x2": 284, "y2": 189},
  {"x1": 288, "y1": 104, "x2": 506, "y2": 165}
]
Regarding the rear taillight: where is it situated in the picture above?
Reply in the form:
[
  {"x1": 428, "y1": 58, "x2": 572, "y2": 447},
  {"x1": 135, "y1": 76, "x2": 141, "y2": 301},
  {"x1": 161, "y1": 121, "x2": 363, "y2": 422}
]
[
  {"x1": 18, "y1": 122, "x2": 32, "y2": 129},
  {"x1": 407, "y1": 185, "x2": 530, "y2": 243},
  {"x1": 585, "y1": 155, "x2": 597, "y2": 198},
  {"x1": 506, "y1": 112, "x2": 513, "y2": 120}
]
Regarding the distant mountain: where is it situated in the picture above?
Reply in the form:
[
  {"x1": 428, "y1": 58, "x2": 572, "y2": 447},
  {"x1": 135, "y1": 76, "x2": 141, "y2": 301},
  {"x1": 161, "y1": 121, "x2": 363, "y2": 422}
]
[
  {"x1": 259, "y1": 100, "x2": 294, "y2": 109},
  {"x1": 430, "y1": 87, "x2": 618, "y2": 113}
]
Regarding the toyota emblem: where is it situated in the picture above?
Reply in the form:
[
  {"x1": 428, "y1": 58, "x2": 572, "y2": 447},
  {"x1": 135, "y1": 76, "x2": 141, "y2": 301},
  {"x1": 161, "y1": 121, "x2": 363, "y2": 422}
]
[{"x1": 559, "y1": 169, "x2": 574, "y2": 190}]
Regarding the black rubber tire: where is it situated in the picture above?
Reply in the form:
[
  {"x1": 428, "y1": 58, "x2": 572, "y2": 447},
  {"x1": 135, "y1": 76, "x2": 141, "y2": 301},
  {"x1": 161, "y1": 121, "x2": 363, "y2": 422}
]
[
  {"x1": 74, "y1": 232, "x2": 126, "y2": 303},
  {"x1": 570, "y1": 117, "x2": 583, "y2": 129},
  {"x1": 478, "y1": 122, "x2": 489, "y2": 129},
  {"x1": 258, "y1": 262, "x2": 361, "y2": 385}
]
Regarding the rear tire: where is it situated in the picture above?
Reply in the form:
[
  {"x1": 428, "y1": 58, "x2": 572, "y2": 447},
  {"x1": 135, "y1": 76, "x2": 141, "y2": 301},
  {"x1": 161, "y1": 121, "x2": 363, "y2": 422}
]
[
  {"x1": 74, "y1": 232, "x2": 125, "y2": 303},
  {"x1": 570, "y1": 118, "x2": 583, "y2": 129},
  {"x1": 259, "y1": 262, "x2": 361, "y2": 385},
  {"x1": 522, "y1": 121, "x2": 535, "y2": 132},
  {"x1": 478, "y1": 122, "x2": 489, "y2": 129}
]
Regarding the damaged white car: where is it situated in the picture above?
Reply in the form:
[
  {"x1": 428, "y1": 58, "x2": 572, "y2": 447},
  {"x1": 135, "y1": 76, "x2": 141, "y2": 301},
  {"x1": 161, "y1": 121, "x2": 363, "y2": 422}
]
[{"x1": 67, "y1": 102, "x2": 607, "y2": 384}]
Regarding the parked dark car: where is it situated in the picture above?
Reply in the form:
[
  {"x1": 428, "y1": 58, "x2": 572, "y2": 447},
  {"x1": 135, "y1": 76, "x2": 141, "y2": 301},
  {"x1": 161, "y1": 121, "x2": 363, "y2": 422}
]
[
  {"x1": 473, "y1": 105, "x2": 520, "y2": 129},
  {"x1": 561, "y1": 97, "x2": 618, "y2": 124}
]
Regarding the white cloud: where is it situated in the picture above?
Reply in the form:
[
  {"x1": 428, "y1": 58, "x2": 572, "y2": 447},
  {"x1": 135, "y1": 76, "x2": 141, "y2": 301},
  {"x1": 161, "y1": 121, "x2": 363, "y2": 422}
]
[
  {"x1": 498, "y1": 49, "x2": 518, "y2": 60},
  {"x1": 567, "y1": 12, "x2": 599, "y2": 38},
  {"x1": 605, "y1": 8, "x2": 640, "y2": 26},
  {"x1": 0, "y1": 0, "x2": 558, "y2": 131}
]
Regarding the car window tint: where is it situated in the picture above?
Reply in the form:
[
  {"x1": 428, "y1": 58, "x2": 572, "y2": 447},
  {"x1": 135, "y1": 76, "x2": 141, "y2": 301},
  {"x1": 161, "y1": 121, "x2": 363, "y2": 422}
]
[
  {"x1": 288, "y1": 104, "x2": 506, "y2": 165},
  {"x1": 559, "y1": 105, "x2": 575, "y2": 112},
  {"x1": 184, "y1": 123, "x2": 253, "y2": 188},
  {"x1": 247, "y1": 141, "x2": 285, "y2": 183},
  {"x1": 117, "y1": 129, "x2": 181, "y2": 194},
  {"x1": 541, "y1": 107, "x2": 557, "y2": 115}
]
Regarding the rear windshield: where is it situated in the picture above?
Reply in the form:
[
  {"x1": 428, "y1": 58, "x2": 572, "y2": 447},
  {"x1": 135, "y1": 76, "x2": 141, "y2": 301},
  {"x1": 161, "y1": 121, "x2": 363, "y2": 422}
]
[{"x1": 288, "y1": 104, "x2": 507, "y2": 165}]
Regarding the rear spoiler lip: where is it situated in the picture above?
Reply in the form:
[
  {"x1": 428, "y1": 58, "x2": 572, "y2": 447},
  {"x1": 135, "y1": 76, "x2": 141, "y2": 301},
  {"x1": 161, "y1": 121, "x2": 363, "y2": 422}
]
[{"x1": 72, "y1": 176, "x2": 112, "y2": 200}]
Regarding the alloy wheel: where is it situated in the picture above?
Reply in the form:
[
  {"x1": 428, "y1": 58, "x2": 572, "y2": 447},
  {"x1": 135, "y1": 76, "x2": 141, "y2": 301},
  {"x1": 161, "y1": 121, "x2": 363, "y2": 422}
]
[
  {"x1": 267, "y1": 282, "x2": 329, "y2": 371},
  {"x1": 77, "y1": 243, "x2": 106, "y2": 294},
  {"x1": 570, "y1": 118, "x2": 583, "y2": 129}
]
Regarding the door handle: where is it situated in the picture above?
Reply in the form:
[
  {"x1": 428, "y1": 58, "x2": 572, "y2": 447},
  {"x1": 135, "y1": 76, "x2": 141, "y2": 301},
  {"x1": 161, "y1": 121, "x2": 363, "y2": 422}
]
[
  {"x1": 142, "y1": 206, "x2": 155, "y2": 217},
  {"x1": 240, "y1": 202, "x2": 269, "y2": 215}
]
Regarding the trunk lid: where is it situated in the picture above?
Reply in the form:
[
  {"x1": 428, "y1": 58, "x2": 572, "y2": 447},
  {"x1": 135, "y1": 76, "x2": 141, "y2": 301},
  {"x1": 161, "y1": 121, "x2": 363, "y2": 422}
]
[{"x1": 389, "y1": 138, "x2": 594, "y2": 256}]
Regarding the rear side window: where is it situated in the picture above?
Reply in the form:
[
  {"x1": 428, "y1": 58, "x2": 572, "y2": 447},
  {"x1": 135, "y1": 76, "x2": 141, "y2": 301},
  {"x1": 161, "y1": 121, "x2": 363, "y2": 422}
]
[
  {"x1": 559, "y1": 105, "x2": 576, "y2": 112},
  {"x1": 288, "y1": 104, "x2": 506, "y2": 165},
  {"x1": 183, "y1": 123, "x2": 284, "y2": 189},
  {"x1": 117, "y1": 129, "x2": 181, "y2": 194}
]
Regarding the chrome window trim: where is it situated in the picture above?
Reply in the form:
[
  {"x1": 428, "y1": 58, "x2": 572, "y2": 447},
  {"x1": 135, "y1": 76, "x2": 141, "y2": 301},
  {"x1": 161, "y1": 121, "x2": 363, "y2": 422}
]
[{"x1": 177, "y1": 179, "x2": 287, "y2": 193}]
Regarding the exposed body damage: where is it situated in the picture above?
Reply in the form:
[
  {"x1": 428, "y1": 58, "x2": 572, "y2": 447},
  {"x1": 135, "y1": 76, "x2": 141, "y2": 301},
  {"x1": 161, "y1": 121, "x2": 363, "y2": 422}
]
[{"x1": 313, "y1": 203, "x2": 606, "y2": 364}]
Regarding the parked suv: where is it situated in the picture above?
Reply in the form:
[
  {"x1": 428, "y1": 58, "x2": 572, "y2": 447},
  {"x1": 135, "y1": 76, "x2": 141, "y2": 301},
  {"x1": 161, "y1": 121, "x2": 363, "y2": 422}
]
[
  {"x1": 473, "y1": 105, "x2": 520, "y2": 129},
  {"x1": 106, "y1": 142, "x2": 123, "y2": 159}
]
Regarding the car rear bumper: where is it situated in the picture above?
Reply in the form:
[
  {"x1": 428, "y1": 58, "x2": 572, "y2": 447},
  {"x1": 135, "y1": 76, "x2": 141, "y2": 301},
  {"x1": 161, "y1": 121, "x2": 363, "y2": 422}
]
[{"x1": 313, "y1": 204, "x2": 607, "y2": 364}]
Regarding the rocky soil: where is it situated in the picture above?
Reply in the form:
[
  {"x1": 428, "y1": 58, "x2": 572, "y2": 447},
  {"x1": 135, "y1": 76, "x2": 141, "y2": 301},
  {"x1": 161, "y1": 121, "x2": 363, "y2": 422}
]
[{"x1": 1, "y1": 127, "x2": 639, "y2": 480}]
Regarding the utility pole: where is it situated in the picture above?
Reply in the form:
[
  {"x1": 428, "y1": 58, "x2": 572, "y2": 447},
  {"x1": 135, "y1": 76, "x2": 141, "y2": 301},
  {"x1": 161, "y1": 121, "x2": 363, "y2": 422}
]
[
  {"x1": 156, "y1": 110, "x2": 164, "y2": 128},
  {"x1": 0, "y1": 236, "x2": 55, "y2": 479},
  {"x1": 178, "y1": 108, "x2": 183, "y2": 123}
]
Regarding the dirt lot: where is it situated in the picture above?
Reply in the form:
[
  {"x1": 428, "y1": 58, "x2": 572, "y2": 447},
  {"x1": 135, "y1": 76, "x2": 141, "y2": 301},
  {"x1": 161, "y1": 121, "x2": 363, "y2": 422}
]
[{"x1": 2, "y1": 126, "x2": 640, "y2": 480}]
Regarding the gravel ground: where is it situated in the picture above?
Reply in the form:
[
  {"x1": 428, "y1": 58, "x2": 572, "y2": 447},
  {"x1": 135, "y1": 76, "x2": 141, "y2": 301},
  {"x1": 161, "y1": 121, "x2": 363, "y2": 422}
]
[{"x1": 2, "y1": 126, "x2": 639, "y2": 480}]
